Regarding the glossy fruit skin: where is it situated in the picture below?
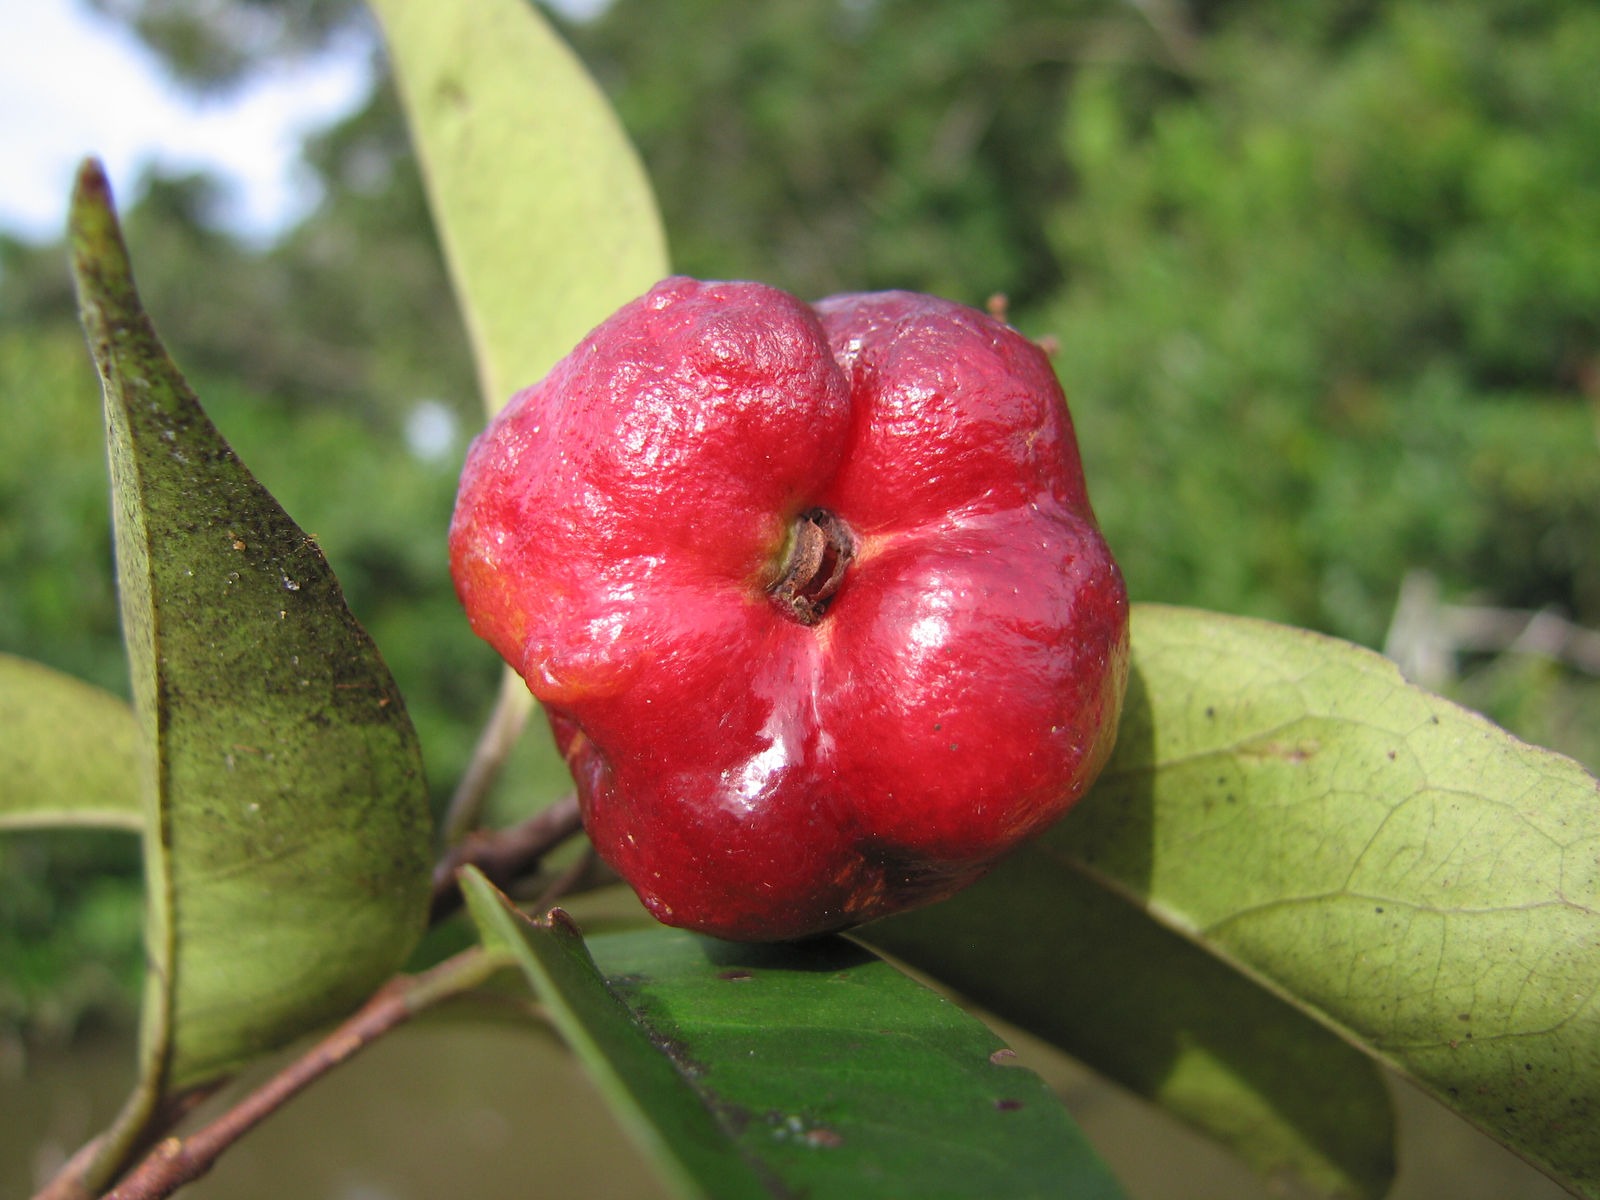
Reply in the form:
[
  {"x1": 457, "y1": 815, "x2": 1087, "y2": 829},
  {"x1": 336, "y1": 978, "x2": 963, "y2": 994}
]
[{"x1": 450, "y1": 277, "x2": 1128, "y2": 941}]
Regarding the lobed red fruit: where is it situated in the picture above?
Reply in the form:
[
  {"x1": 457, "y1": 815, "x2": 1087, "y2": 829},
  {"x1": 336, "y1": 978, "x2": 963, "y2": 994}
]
[{"x1": 450, "y1": 277, "x2": 1128, "y2": 941}]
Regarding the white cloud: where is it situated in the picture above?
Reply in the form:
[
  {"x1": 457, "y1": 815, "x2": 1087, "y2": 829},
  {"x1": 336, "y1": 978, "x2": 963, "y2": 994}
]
[{"x1": 0, "y1": 0, "x2": 372, "y2": 245}]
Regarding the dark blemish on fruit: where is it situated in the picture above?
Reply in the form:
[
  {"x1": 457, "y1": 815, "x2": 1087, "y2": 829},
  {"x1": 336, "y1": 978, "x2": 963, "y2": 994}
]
[{"x1": 995, "y1": 1098, "x2": 1024, "y2": 1112}]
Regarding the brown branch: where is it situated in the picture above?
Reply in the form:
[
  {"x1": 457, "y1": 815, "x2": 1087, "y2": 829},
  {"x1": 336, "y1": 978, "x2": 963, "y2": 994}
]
[
  {"x1": 35, "y1": 1133, "x2": 106, "y2": 1200},
  {"x1": 47, "y1": 796, "x2": 588, "y2": 1200},
  {"x1": 1441, "y1": 604, "x2": 1600, "y2": 674},
  {"x1": 36, "y1": 1073, "x2": 223, "y2": 1198},
  {"x1": 1385, "y1": 569, "x2": 1600, "y2": 688},
  {"x1": 429, "y1": 794, "x2": 584, "y2": 923},
  {"x1": 535, "y1": 845, "x2": 604, "y2": 909},
  {"x1": 94, "y1": 947, "x2": 504, "y2": 1200}
]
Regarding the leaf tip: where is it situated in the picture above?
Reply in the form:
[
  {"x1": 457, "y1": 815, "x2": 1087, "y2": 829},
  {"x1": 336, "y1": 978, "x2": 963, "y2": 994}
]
[
  {"x1": 67, "y1": 155, "x2": 133, "y2": 324},
  {"x1": 69, "y1": 158, "x2": 117, "y2": 243},
  {"x1": 542, "y1": 906, "x2": 583, "y2": 937},
  {"x1": 74, "y1": 157, "x2": 112, "y2": 206}
]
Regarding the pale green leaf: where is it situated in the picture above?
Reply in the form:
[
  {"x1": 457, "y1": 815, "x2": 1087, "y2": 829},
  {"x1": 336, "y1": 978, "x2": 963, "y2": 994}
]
[
  {"x1": 1049, "y1": 604, "x2": 1595, "y2": 1196},
  {"x1": 0, "y1": 653, "x2": 142, "y2": 832},
  {"x1": 368, "y1": 0, "x2": 671, "y2": 414},
  {"x1": 463, "y1": 870, "x2": 1127, "y2": 1200},
  {"x1": 68, "y1": 160, "x2": 434, "y2": 1184}
]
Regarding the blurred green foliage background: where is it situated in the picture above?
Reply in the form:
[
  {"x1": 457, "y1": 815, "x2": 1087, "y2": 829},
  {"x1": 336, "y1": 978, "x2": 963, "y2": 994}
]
[{"x1": 3, "y1": 0, "x2": 1597, "y2": 1040}]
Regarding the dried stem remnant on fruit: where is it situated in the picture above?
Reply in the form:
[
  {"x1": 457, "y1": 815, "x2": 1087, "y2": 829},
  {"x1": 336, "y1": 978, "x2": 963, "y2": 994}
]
[{"x1": 770, "y1": 508, "x2": 855, "y2": 625}]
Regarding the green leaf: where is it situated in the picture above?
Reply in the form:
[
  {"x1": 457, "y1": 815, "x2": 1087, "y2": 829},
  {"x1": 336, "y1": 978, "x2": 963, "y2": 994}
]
[
  {"x1": 0, "y1": 653, "x2": 142, "y2": 832},
  {"x1": 368, "y1": 0, "x2": 671, "y2": 415},
  {"x1": 463, "y1": 875, "x2": 772, "y2": 1200},
  {"x1": 461, "y1": 870, "x2": 1126, "y2": 1200},
  {"x1": 888, "y1": 604, "x2": 1599, "y2": 1197},
  {"x1": 68, "y1": 160, "x2": 434, "y2": 1178}
]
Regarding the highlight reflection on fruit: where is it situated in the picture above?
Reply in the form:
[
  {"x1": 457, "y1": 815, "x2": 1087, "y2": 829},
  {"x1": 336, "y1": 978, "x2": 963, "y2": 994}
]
[{"x1": 450, "y1": 277, "x2": 1129, "y2": 941}]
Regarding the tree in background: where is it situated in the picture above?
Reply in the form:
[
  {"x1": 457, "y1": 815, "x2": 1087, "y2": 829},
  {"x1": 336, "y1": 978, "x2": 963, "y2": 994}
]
[
  {"x1": 3, "y1": 0, "x2": 1598, "y2": 1042},
  {"x1": 48, "y1": 0, "x2": 1600, "y2": 643}
]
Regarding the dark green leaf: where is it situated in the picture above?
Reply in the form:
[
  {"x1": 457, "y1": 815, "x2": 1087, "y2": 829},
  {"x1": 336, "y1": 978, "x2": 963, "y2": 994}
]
[
  {"x1": 368, "y1": 0, "x2": 671, "y2": 414},
  {"x1": 68, "y1": 160, "x2": 434, "y2": 1175},
  {"x1": 888, "y1": 604, "x2": 1599, "y2": 1197},
  {"x1": 0, "y1": 653, "x2": 142, "y2": 831},
  {"x1": 464, "y1": 874, "x2": 772, "y2": 1200},
  {"x1": 462, "y1": 869, "x2": 1126, "y2": 1200}
]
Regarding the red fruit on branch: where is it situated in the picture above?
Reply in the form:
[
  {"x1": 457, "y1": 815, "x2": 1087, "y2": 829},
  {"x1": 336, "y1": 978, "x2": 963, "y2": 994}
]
[{"x1": 450, "y1": 277, "x2": 1129, "y2": 941}]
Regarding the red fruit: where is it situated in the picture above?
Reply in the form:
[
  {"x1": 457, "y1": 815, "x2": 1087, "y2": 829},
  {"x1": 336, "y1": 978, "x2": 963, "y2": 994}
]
[{"x1": 450, "y1": 277, "x2": 1128, "y2": 941}]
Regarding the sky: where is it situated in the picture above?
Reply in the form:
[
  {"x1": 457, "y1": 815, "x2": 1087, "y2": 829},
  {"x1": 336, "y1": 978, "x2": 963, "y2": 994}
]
[
  {"x1": 1, "y1": 0, "x2": 612, "y2": 249},
  {"x1": 0, "y1": 0, "x2": 375, "y2": 246}
]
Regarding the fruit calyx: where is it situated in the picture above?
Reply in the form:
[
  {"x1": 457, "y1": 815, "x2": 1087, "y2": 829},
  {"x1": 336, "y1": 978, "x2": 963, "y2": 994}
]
[{"x1": 769, "y1": 507, "x2": 855, "y2": 626}]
